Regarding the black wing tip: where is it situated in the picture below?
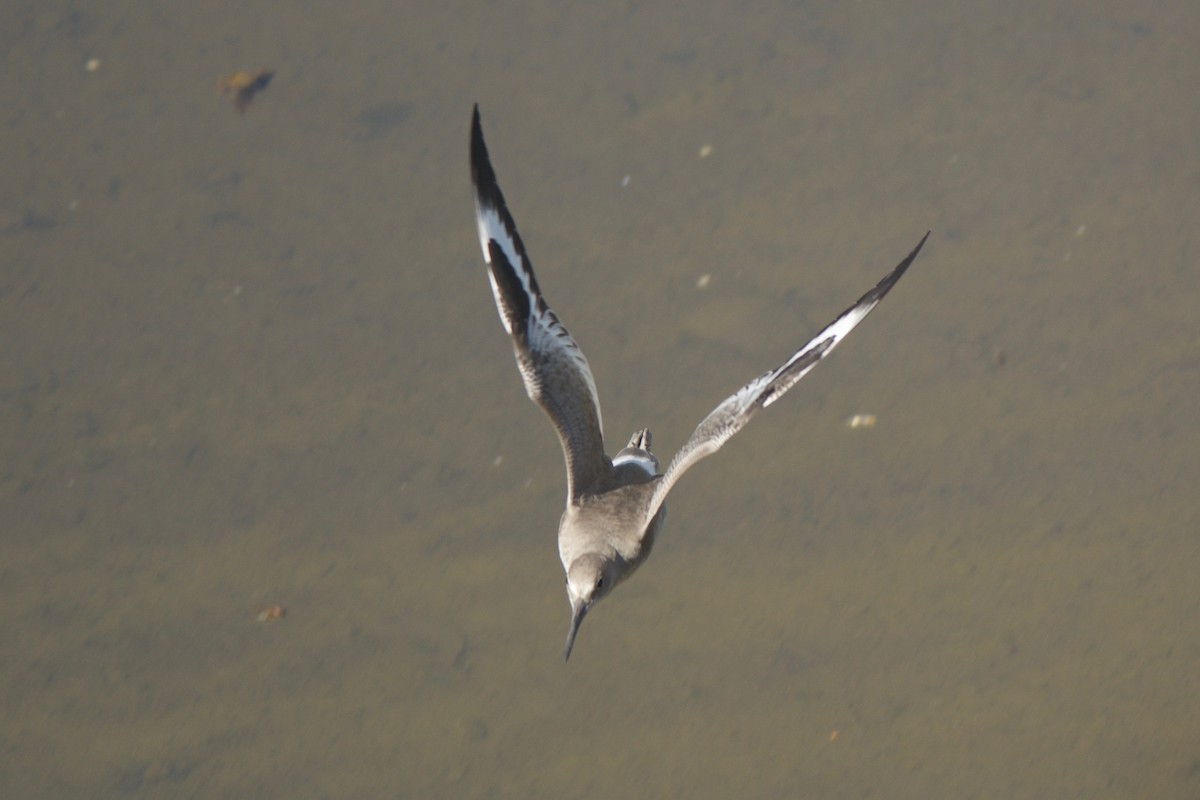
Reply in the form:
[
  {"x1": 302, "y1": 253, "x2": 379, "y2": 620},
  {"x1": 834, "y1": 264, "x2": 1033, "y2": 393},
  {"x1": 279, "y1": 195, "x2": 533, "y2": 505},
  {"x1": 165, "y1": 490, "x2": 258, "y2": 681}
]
[
  {"x1": 469, "y1": 105, "x2": 541, "y2": 322},
  {"x1": 861, "y1": 230, "x2": 931, "y2": 305},
  {"x1": 470, "y1": 104, "x2": 528, "y2": 263},
  {"x1": 886, "y1": 229, "x2": 931, "y2": 285},
  {"x1": 470, "y1": 104, "x2": 498, "y2": 198}
]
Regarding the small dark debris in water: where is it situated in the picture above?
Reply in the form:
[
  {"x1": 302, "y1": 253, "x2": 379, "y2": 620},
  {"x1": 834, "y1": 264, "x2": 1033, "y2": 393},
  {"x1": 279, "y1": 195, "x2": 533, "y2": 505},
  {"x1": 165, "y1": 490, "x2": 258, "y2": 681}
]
[
  {"x1": 993, "y1": 348, "x2": 1007, "y2": 367},
  {"x1": 216, "y1": 69, "x2": 274, "y2": 113}
]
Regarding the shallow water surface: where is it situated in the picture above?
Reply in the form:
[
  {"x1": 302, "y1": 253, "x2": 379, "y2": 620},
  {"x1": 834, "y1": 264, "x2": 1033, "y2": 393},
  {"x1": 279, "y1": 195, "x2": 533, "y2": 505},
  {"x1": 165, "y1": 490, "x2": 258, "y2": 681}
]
[{"x1": 2, "y1": 1, "x2": 1198, "y2": 797}]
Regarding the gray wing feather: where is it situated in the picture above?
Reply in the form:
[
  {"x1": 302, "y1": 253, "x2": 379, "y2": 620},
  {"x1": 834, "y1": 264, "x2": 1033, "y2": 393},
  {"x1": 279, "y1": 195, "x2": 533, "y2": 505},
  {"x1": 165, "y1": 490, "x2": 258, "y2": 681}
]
[
  {"x1": 471, "y1": 107, "x2": 609, "y2": 500},
  {"x1": 645, "y1": 232, "x2": 929, "y2": 526}
]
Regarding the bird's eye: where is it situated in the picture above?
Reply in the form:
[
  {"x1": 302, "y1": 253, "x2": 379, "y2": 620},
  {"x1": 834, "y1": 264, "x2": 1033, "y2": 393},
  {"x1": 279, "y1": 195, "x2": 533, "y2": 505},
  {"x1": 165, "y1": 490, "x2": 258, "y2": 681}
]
[{"x1": 596, "y1": 578, "x2": 604, "y2": 590}]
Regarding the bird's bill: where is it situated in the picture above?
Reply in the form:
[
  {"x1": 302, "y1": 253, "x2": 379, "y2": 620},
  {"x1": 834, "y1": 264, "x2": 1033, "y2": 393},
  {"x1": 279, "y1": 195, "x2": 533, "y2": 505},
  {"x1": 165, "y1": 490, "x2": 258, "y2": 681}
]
[{"x1": 563, "y1": 599, "x2": 588, "y2": 661}]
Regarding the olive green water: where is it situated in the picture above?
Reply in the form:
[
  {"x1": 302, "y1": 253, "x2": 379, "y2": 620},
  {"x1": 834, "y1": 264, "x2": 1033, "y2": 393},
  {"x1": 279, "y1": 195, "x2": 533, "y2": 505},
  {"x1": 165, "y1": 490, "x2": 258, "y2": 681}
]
[{"x1": 3, "y1": 1, "x2": 1198, "y2": 797}]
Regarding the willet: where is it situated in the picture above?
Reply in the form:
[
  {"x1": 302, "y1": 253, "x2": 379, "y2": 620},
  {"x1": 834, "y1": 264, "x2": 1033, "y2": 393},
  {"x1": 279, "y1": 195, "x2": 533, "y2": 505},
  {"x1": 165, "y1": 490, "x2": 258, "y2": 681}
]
[{"x1": 470, "y1": 105, "x2": 928, "y2": 660}]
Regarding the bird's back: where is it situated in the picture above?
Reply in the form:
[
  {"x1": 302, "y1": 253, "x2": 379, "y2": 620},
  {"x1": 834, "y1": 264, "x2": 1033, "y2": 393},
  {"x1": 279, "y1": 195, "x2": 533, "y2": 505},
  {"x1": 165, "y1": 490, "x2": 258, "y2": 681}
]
[{"x1": 558, "y1": 476, "x2": 663, "y2": 575}]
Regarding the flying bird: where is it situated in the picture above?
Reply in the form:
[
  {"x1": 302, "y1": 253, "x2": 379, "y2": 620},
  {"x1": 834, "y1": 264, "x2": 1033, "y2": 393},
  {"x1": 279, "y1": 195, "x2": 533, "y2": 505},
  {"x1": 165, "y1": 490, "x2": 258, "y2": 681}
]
[{"x1": 469, "y1": 105, "x2": 928, "y2": 660}]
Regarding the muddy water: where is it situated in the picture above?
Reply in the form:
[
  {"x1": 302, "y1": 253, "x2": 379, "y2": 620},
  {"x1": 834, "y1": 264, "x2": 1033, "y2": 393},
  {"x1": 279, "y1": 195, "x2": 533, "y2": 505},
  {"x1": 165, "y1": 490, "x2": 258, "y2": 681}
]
[{"x1": 2, "y1": 1, "x2": 1198, "y2": 797}]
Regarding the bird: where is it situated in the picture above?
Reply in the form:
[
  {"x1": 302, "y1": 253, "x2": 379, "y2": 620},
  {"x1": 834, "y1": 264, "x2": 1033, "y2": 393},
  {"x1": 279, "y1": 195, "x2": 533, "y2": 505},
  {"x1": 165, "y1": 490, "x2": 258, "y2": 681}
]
[{"x1": 469, "y1": 105, "x2": 928, "y2": 660}]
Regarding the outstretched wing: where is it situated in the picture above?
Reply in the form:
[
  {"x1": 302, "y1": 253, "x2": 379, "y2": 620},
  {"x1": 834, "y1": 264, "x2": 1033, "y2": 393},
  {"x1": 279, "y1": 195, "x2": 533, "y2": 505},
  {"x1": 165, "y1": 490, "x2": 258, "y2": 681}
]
[
  {"x1": 645, "y1": 232, "x2": 929, "y2": 525},
  {"x1": 470, "y1": 106, "x2": 609, "y2": 500}
]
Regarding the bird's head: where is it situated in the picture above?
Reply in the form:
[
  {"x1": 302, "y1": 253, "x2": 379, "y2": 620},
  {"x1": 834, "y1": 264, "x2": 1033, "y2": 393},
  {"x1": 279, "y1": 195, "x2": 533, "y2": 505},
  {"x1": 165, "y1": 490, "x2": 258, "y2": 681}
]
[{"x1": 562, "y1": 553, "x2": 614, "y2": 661}]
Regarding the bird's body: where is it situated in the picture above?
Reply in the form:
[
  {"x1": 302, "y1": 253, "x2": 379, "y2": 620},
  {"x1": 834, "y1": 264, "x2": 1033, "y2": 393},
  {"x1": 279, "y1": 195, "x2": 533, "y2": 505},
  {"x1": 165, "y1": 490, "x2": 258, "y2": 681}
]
[
  {"x1": 557, "y1": 434, "x2": 664, "y2": 584},
  {"x1": 469, "y1": 105, "x2": 927, "y2": 660}
]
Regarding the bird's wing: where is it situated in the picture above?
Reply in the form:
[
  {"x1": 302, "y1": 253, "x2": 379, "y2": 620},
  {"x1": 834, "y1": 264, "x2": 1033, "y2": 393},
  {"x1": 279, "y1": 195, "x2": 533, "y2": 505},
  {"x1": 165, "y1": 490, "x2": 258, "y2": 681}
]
[
  {"x1": 470, "y1": 106, "x2": 609, "y2": 500},
  {"x1": 645, "y1": 232, "x2": 929, "y2": 526}
]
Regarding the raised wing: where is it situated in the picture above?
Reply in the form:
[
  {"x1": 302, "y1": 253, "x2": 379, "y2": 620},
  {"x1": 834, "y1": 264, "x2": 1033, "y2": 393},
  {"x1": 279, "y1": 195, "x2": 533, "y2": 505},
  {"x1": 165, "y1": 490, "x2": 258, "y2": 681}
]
[
  {"x1": 470, "y1": 106, "x2": 610, "y2": 500},
  {"x1": 645, "y1": 232, "x2": 929, "y2": 524}
]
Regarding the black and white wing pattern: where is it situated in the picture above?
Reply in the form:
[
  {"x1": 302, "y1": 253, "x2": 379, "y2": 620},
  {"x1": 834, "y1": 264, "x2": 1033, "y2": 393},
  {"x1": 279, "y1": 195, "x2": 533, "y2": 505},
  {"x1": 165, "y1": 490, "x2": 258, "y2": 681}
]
[
  {"x1": 470, "y1": 106, "x2": 609, "y2": 500},
  {"x1": 645, "y1": 232, "x2": 929, "y2": 526}
]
